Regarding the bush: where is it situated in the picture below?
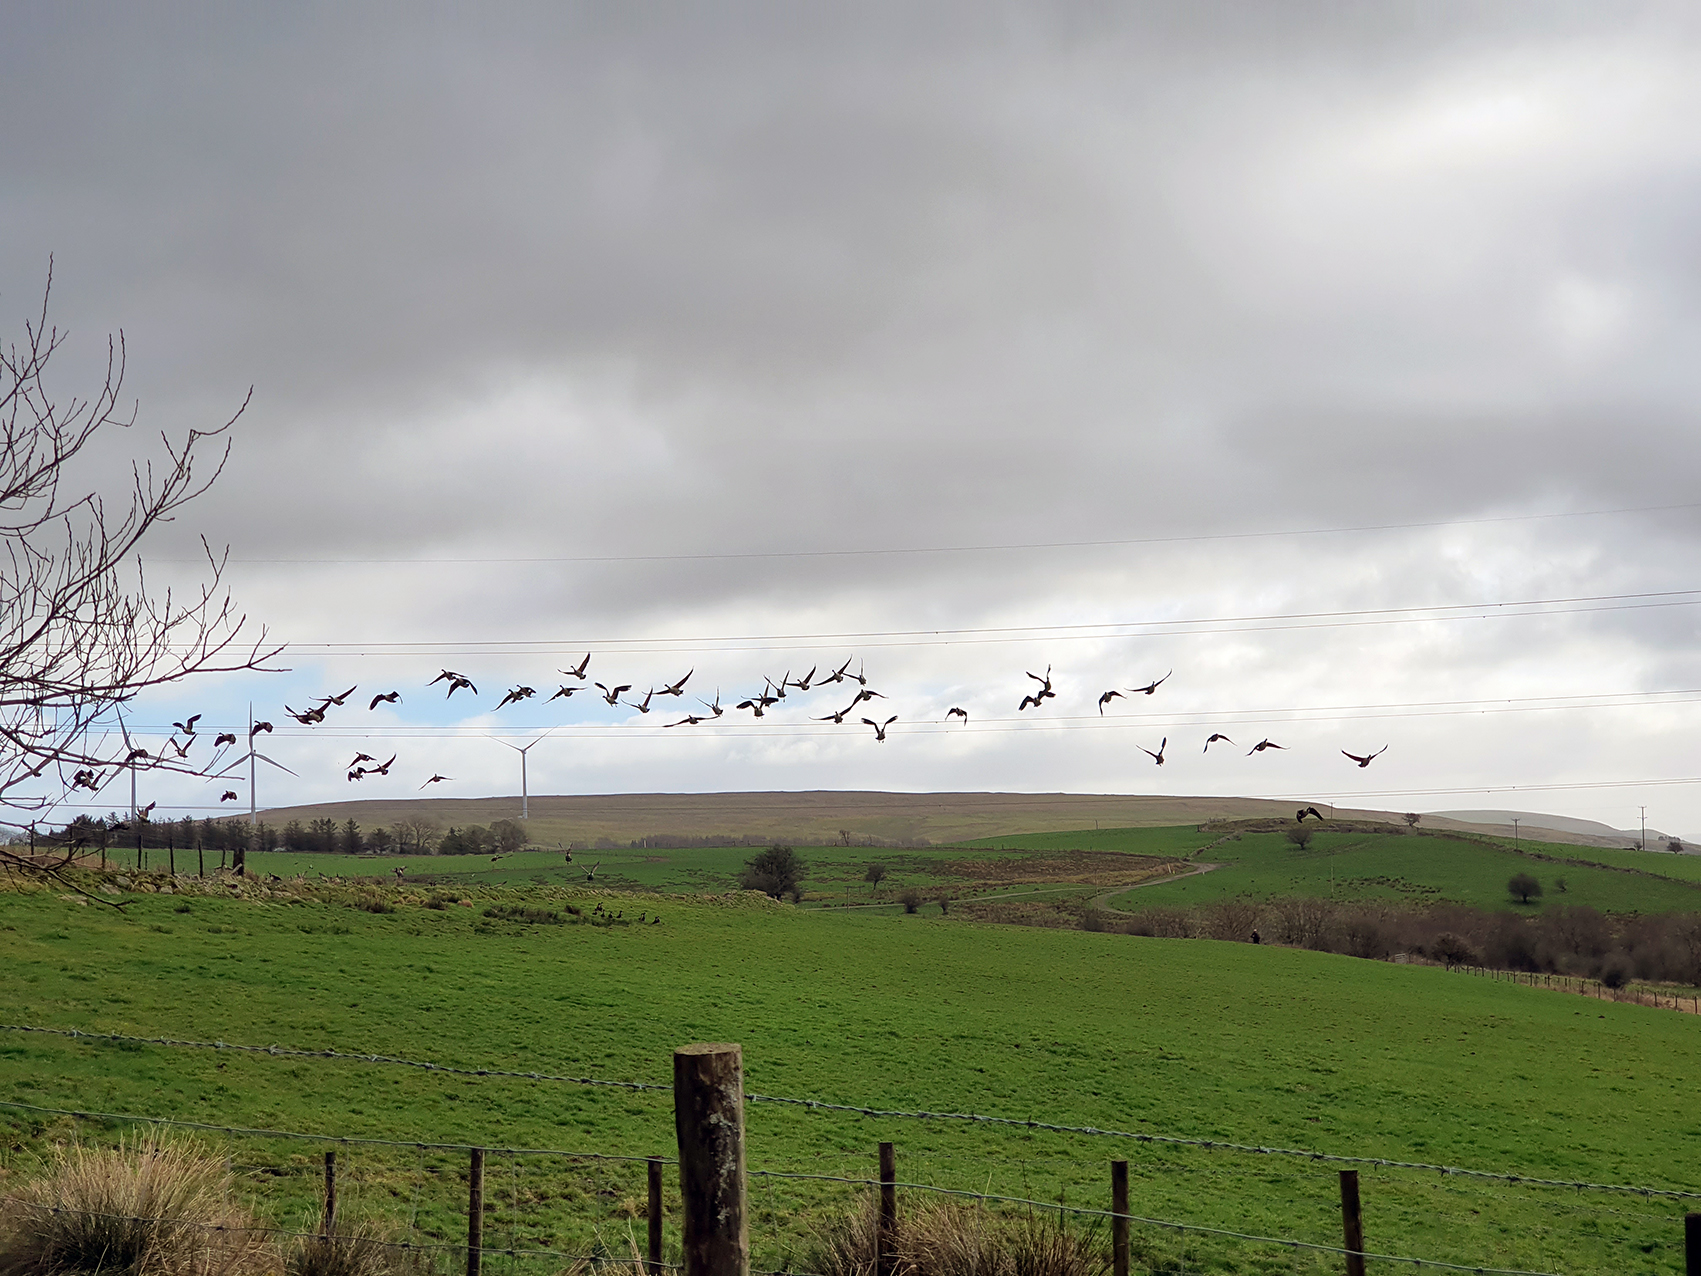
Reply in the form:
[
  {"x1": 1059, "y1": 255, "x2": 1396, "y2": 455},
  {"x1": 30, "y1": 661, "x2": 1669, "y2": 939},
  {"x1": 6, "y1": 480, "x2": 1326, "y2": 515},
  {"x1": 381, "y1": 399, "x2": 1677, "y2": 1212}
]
[
  {"x1": 863, "y1": 863, "x2": 888, "y2": 889},
  {"x1": 1428, "y1": 931, "x2": 1477, "y2": 968},
  {"x1": 0, "y1": 1136, "x2": 270, "y2": 1276},
  {"x1": 900, "y1": 889, "x2": 923, "y2": 914},
  {"x1": 804, "y1": 1197, "x2": 1107, "y2": 1276},
  {"x1": 288, "y1": 1223, "x2": 408, "y2": 1276},
  {"x1": 740, "y1": 845, "x2": 805, "y2": 899},
  {"x1": 1601, "y1": 955, "x2": 1631, "y2": 989},
  {"x1": 1285, "y1": 825, "x2": 1315, "y2": 848},
  {"x1": 1508, "y1": 873, "x2": 1542, "y2": 905}
]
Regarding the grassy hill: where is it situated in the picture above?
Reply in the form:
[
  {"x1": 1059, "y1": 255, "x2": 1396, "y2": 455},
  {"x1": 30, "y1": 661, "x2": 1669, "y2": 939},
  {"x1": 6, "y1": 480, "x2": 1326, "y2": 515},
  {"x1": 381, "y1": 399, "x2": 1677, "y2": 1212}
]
[{"x1": 2, "y1": 878, "x2": 1696, "y2": 1274}]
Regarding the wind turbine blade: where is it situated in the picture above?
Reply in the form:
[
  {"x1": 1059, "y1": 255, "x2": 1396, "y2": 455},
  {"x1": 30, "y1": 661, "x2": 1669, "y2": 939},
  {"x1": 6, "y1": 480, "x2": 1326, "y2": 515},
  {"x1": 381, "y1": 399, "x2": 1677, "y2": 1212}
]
[{"x1": 251, "y1": 752, "x2": 299, "y2": 777}]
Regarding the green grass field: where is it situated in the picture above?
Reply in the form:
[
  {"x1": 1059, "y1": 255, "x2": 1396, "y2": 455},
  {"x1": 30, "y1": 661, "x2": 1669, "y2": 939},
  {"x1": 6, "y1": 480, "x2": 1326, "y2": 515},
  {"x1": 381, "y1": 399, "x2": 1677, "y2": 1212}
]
[{"x1": 2, "y1": 877, "x2": 1697, "y2": 1274}]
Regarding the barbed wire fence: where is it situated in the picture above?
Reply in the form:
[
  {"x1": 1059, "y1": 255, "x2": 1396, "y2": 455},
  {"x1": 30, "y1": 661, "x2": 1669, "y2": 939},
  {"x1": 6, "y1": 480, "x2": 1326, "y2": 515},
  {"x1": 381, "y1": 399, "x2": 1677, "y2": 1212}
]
[{"x1": 1, "y1": 1026, "x2": 1697, "y2": 1274}]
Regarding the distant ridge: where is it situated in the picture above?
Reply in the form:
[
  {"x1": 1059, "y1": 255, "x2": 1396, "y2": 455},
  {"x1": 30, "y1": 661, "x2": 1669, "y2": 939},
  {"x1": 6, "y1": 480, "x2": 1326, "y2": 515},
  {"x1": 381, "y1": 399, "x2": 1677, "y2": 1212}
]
[
  {"x1": 1428, "y1": 809, "x2": 1688, "y2": 851},
  {"x1": 240, "y1": 789, "x2": 1686, "y2": 850}
]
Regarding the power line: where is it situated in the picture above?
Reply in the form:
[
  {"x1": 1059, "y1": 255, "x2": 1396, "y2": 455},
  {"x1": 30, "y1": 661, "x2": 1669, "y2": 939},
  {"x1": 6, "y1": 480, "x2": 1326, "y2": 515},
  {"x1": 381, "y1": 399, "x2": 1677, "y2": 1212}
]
[
  {"x1": 148, "y1": 498, "x2": 1701, "y2": 567},
  {"x1": 222, "y1": 586, "x2": 1701, "y2": 655}
]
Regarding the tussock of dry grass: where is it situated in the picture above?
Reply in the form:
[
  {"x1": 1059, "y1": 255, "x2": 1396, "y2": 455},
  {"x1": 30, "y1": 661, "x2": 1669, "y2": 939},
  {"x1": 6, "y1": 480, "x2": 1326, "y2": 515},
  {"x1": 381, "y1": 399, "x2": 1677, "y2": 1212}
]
[
  {"x1": 806, "y1": 1199, "x2": 1108, "y2": 1276},
  {"x1": 0, "y1": 1136, "x2": 272, "y2": 1276},
  {"x1": 284, "y1": 1223, "x2": 406, "y2": 1276}
]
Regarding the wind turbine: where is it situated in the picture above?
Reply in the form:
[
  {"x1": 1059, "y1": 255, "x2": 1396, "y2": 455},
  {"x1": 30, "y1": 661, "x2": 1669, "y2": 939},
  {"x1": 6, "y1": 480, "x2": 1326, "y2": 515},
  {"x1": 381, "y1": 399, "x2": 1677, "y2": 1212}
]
[
  {"x1": 494, "y1": 728, "x2": 553, "y2": 821},
  {"x1": 213, "y1": 703, "x2": 298, "y2": 825}
]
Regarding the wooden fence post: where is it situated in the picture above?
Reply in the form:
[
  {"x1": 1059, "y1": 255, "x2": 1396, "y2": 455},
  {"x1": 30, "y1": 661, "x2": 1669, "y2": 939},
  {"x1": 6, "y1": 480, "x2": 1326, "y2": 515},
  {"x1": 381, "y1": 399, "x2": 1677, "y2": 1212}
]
[
  {"x1": 648, "y1": 1156, "x2": 665, "y2": 1274},
  {"x1": 1111, "y1": 1160, "x2": 1129, "y2": 1276},
  {"x1": 467, "y1": 1147, "x2": 484, "y2": 1276},
  {"x1": 673, "y1": 1043, "x2": 748, "y2": 1276},
  {"x1": 1338, "y1": 1170, "x2": 1365, "y2": 1276},
  {"x1": 321, "y1": 1150, "x2": 336, "y2": 1235},
  {"x1": 1687, "y1": 1211, "x2": 1700, "y2": 1276},
  {"x1": 877, "y1": 1143, "x2": 897, "y2": 1276}
]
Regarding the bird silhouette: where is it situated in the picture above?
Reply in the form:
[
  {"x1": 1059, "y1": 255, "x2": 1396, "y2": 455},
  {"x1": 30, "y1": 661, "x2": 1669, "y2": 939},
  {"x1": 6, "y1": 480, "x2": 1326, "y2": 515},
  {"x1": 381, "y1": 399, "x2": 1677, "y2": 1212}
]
[
  {"x1": 139, "y1": 801, "x2": 156, "y2": 819},
  {"x1": 596, "y1": 682, "x2": 631, "y2": 706},
  {"x1": 72, "y1": 769, "x2": 101, "y2": 790},
  {"x1": 166, "y1": 738, "x2": 190, "y2": 759},
  {"x1": 213, "y1": 732, "x2": 237, "y2": 748},
  {"x1": 220, "y1": 790, "x2": 239, "y2": 802},
  {"x1": 735, "y1": 695, "x2": 767, "y2": 718},
  {"x1": 626, "y1": 688, "x2": 656, "y2": 714},
  {"x1": 665, "y1": 715, "x2": 706, "y2": 727},
  {"x1": 849, "y1": 688, "x2": 884, "y2": 707},
  {"x1": 319, "y1": 686, "x2": 358, "y2": 706},
  {"x1": 1248, "y1": 739, "x2": 1286, "y2": 754},
  {"x1": 1203, "y1": 733, "x2": 1234, "y2": 752},
  {"x1": 444, "y1": 676, "x2": 476, "y2": 698},
  {"x1": 1139, "y1": 737, "x2": 1168, "y2": 766},
  {"x1": 347, "y1": 768, "x2": 366, "y2": 782},
  {"x1": 172, "y1": 714, "x2": 201, "y2": 735},
  {"x1": 429, "y1": 669, "x2": 468, "y2": 687},
  {"x1": 369, "y1": 691, "x2": 401, "y2": 709},
  {"x1": 349, "y1": 752, "x2": 377, "y2": 768},
  {"x1": 420, "y1": 774, "x2": 452, "y2": 788},
  {"x1": 862, "y1": 715, "x2": 897, "y2": 742},
  {"x1": 660, "y1": 669, "x2": 693, "y2": 696},
  {"x1": 849, "y1": 659, "x2": 870, "y2": 687},
  {"x1": 497, "y1": 685, "x2": 536, "y2": 709},
  {"x1": 1097, "y1": 690, "x2": 1124, "y2": 715},
  {"x1": 813, "y1": 709, "x2": 849, "y2": 724},
  {"x1": 820, "y1": 657, "x2": 854, "y2": 685},
  {"x1": 766, "y1": 674, "x2": 789, "y2": 701},
  {"x1": 285, "y1": 704, "x2": 326, "y2": 725},
  {"x1": 125, "y1": 747, "x2": 150, "y2": 762},
  {"x1": 586, "y1": 861, "x2": 600, "y2": 881},
  {"x1": 1296, "y1": 806, "x2": 1325, "y2": 822},
  {"x1": 548, "y1": 684, "x2": 581, "y2": 701},
  {"x1": 789, "y1": 666, "x2": 817, "y2": 692},
  {"x1": 368, "y1": 754, "x2": 397, "y2": 776},
  {"x1": 698, "y1": 690, "x2": 724, "y2": 717},
  {"x1": 1129, "y1": 671, "x2": 1171, "y2": 696},
  {"x1": 1018, "y1": 693, "x2": 1045, "y2": 712},
  {"x1": 1026, "y1": 666, "x2": 1055, "y2": 696},
  {"x1": 250, "y1": 721, "x2": 273, "y2": 737},
  {"x1": 1341, "y1": 746, "x2": 1388, "y2": 768},
  {"x1": 562, "y1": 653, "x2": 591, "y2": 679},
  {"x1": 945, "y1": 707, "x2": 969, "y2": 724}
]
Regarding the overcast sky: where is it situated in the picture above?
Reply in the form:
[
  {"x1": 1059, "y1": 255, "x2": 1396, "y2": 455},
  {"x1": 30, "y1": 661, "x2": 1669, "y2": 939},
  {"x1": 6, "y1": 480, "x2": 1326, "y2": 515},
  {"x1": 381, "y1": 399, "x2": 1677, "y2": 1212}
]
[{"x1": 5, "y1": 3, "x2": 1700, "y2": 838}]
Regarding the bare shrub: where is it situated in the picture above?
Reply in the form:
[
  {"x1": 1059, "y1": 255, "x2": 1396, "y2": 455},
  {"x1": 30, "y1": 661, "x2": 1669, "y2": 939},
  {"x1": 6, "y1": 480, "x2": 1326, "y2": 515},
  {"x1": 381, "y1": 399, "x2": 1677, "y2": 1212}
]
[
  {"x1": 900, "y1": 890, "x2": 923, "y2": 915},
  {"x1": 287, "y1": 1223, "x2": 409, "y2": 1276},
  {"x1": 1285, "y1": 825, "x2": 1315, "y2": 849},
  {"x1": 1125, "y1": 907, "x2": 1193, "y2": 938},
  {"x1": 1428, "y1": 932, "x2": 1477, "y2": 968},
  {"x1": 1338, "y1": 906, "x2": 1393, "y2": 960},
  {"x1": 0, "y1": 1135, "x2": 271, "y2": 1276},
  {"x1": 1270, "y1": 897, "x2": 1335, "y2": 950},
  {"x1": 805, "y1": 1197, "x2": 1108, "y2": 1276},
  {"x1": 1200, "y1": 900, "x2": 1262, "y2": 942}
]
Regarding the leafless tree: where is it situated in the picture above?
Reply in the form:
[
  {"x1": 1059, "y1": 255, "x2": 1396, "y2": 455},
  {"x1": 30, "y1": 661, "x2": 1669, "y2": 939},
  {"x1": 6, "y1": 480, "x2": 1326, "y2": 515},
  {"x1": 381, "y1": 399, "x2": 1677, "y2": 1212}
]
[{"x1": 0, "y1": 264, "x2": 279, "y2": 898}]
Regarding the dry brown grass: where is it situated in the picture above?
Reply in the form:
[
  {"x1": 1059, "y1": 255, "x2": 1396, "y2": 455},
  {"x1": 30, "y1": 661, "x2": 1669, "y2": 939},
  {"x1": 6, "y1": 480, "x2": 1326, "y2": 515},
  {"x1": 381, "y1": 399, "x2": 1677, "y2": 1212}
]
[
  {"x1": 805, "y1": 1198, "x2": 1108, "y2": 1276},
  {"x1": 284, "y1": 1223, "x2": 408, "y2": 1276},
  {"x1": 0, "y1": 1137, "x2": 273, "y2": 1276}
]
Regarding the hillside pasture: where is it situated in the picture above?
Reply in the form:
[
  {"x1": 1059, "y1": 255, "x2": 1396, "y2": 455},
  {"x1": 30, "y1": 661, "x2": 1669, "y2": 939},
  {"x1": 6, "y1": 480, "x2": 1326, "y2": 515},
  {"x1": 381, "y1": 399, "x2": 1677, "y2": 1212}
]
[{"x1": 2, "y1": 878, "x2": 1698, "y2": 1274}]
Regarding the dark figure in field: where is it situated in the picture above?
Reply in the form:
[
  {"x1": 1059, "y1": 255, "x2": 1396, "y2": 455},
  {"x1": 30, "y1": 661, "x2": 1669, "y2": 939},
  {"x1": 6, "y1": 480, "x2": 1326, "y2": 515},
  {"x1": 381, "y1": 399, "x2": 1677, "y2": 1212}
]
[{"x1": 1251, "y1": 929, "x2": 1260, "y2": 944}]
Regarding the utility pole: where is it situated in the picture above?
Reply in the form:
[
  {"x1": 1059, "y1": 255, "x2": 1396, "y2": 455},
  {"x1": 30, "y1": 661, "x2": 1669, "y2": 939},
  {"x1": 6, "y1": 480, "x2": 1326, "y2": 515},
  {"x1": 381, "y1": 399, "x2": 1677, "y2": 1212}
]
[
  {"x1": 1641, "y1": 806, "x2": 1647, "y2": 852},
  {"x1": 1512, "y1": 818, "x2": 1519, "y2": 850}
]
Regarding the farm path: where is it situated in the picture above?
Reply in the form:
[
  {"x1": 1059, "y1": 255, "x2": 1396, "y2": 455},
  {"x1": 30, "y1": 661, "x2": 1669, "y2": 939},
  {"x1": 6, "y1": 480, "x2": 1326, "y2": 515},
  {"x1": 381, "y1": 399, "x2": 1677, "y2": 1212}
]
[{"x1": 1092, "y1": 861, "x2": 1220, "y2": 912}]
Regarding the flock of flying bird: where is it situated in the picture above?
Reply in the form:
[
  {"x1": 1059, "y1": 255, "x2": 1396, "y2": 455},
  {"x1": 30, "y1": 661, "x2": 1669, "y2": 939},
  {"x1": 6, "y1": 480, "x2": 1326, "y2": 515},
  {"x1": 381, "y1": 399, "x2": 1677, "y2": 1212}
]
[{"x1": 82, "y1": 653, "x2": 1391, "y2": 810}]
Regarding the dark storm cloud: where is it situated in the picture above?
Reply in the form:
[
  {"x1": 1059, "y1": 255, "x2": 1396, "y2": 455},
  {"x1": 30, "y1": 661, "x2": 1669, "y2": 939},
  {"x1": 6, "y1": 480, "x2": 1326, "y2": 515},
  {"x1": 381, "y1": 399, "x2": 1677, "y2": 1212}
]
[{"x1": 5, "y1": 2, "x2": 1701, "y2": 829}]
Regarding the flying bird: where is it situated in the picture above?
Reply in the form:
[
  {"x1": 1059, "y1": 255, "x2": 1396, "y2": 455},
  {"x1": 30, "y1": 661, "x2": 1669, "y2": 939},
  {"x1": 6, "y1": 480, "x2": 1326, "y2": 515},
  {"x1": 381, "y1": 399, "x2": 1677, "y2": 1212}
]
[
  {"x1": 139, "y1": 801, "x2": 157, "y2": 819},
  {"x1": 72, "y1": 769, "x2": 101, "y2": 790},
  {"x1": 813, "y1": 709, "x2": 848, "y2": 725},
  {"x1": 735, "y1": 695, "x2": 767, "y2": 718},
  {"x1": 368, "y1": 754, "x2": 397, "y2": 776},
  {"x1": 698, "y1": 691, "x2": 724, "y2": 717},
  {"x1": 319, "y1": 686, "x2": 358, "y2": 706},
  {"x1": 213, "y1": 732, "x2": 238, "y2": 748},
  {"x1": 665, "y1": 715, "x2": 706, "y2": 728},
  {"x1": 125, "y1": 747, "x2": 150, "y2": 762},
  {"x1": 284, "y1": 704, "x2": 326, "y2": 725},
  {"x1": 497, "y1": 685, "x2": 536, "y2": 709},
  {"x1": 862, "y1": 715, "x2": 898, "y2": 742},
  {"x1": 549, "y1": 684, "x2": 580, "y2": 701},
  {"x1": 166, "y1": 738, "x2": 190, "y2": 759},
  {"x1": 586, "y1": 861, "x2": 600, "y2": 881},
  {"x1": 789, "y1": 667, "x2": 816, "y2": 692},
  {"x1": 848, "y1": 659, "x2": 870, "y2": 687},
  {"x1": 595, "y1": 682, "x2": 631, "y2": 706},
  {"x1": 562, "y1": 653, "x2": 591, "y2": 679},
  {"x1": 368, "y1": 691, "x2": 401, "y2": 709},
  {"x1": 347, "y1": 768, "x2": 367, "y2": 782},
  {"x1": 420, "y1": 774, "x2": 452, "y2": 788},
  {"x1": 1203, "y1": 733, "x2": 1233, "y2": 752},
  {"x1": 1129, "y1": 671, "x2": 1172, "y2": 696},
  {"x1": 1341, "y1": 746, "x2": 1388, "y2": 768},
  {"x1": 1296, "y1": 806, "x2": 1325, "y2": 822},
  {"x1": 1026, "y1": 666, "x2": 1055, "y2": 696},
  {"x1": 429, "y1": 669, "x2": 468, "y2": 687},
  {"x1": 349, "y1": 752, "x2": 377, "y2": 767},
  {"x1": 1139, "y1": 737, "x2": 1168, "y2": 766},
  {"x1": 220, "y1": 790, "x2": 239, "y2": 802},
  {"x1": 172, "y1": 714, "x2": 201, "y2": 736},
  {"x1": 945, "y1": 707, "x2": 969, "y2": 724},
  {"x1": 1247, "y1": 739, "x2": 1286, "y2": 754},
  {"x1": 250, "y1": 721, "x2": 273, "y2": 737},
  {"x1": 820, "y1": 657, "x2": 855, "y2": 685},
  {"x1": 626, "y1": 688, "x2": 656, "y2": 714},
  {"x1": 849, "y1": 688, "x2": 884, "y2": 706},
  {"x1": 660, "y1": 669, "x2": 693, "y2": 696},
  {"x1": 444, "y1": 676, "x2": 476, "y2": 698},
  {"x1": 1018, "y1": 693, "x2": 1045, "y2": 712},
  {"x1": 1097, "y1": 690, "x2": 1124, "y2": 715},
  {"x1": 766, "y1": 674, "x2": 789, "y2": 700}
]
